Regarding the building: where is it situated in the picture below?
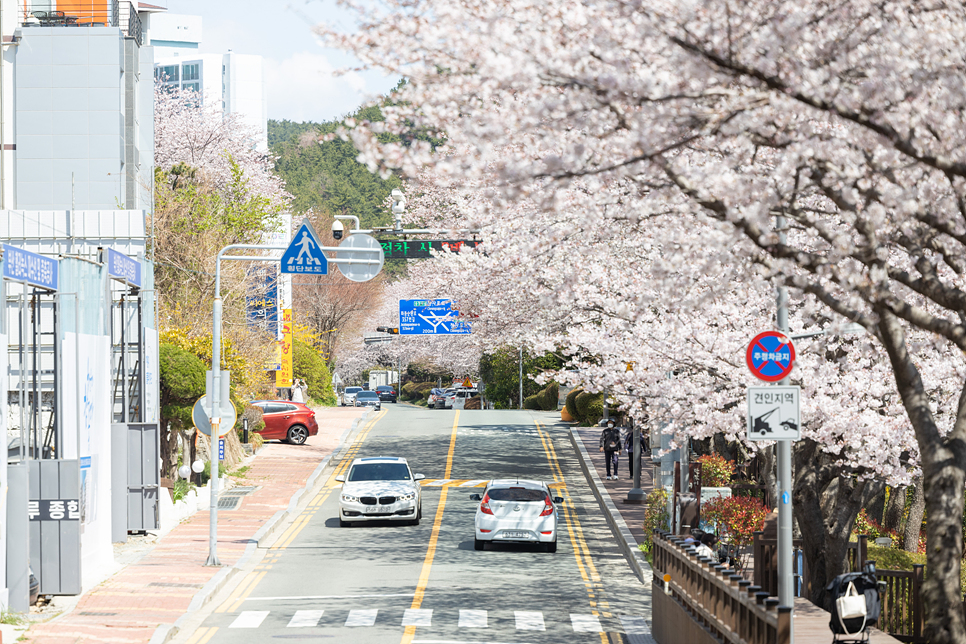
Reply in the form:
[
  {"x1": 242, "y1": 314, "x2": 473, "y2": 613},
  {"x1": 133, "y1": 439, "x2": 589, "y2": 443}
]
[{"x1": 145, "y1": 11, "x2": 267, "y2": 151}]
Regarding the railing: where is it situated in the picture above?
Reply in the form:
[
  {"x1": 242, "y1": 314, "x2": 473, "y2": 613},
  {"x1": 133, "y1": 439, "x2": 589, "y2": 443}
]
[
  {"x1": 19, "y1": 0, "x2": 141, "y2": 45},
  {"x1": 752, "y1": 532, "x2": 868, "y2": 599},
  {"x1": 115, "y1": 0, "x2": 142, "y2": 46},
  {"x1": 652, "y1": 530, "x2": 790, "y2": 644}
]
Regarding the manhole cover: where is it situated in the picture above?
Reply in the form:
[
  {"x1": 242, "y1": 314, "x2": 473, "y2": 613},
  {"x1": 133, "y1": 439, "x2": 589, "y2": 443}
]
[{"x1": 218, "y1": 496, "x2": 242, "y2": 510}]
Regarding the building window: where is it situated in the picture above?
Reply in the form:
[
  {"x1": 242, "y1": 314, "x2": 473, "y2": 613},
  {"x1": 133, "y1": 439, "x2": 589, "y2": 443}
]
[
  {"x1": 183, "y1": 82, "x2": 201, "y2": 93},
  {"x1": 156, "y1": 65, "x2": 179, "y2": 82},
  {"x1": 182, "y1": 63, "x2": 200, "y2": 81}
]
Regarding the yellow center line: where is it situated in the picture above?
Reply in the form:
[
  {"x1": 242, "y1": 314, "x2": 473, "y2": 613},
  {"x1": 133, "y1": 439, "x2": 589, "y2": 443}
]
[
  {"x1": 400, "y1": 410, "x2": 460, "y2": 644},
  {"x1": 185, "y1": 626, "x2": 218, "y2": 644},
  {"x1": 535, "y1": 420, "x2": 609, "y2": 644},
  {"x1": 214, "y1": 570, "x2": 265, "y2": 613}
]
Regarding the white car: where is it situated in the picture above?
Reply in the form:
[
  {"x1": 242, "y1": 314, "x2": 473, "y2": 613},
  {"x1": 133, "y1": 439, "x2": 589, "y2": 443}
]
[
  {"x1": 341, "y1": 386, "x2": 363, "y2": 406},
  {"x1": 470, "y1": 480, "x2": 563, "y2": 552},
  {"x1": 336, "y1": 457, "x2": 425, "y2": 526}
]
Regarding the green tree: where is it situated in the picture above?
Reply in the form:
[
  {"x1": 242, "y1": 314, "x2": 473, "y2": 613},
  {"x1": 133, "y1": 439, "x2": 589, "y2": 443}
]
[
  {"x1": 159, "y1": 342, "x2": 206, "y2": 478},
  {"x1": 294, "y1": 339, "x2": 337, "y2": 406},
  {"x1": 479, "y1": 348, "x2": 563, "y2": 408}
]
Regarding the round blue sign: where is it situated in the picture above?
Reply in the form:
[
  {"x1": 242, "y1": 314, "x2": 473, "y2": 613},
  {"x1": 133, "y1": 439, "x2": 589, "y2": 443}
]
[{"x1": 746, "y1": 331, "x2": 796, "y2": 382}]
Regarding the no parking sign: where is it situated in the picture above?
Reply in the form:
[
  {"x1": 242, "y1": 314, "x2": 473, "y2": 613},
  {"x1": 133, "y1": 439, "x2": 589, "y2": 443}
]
[{"x1": 746, "y1": 331, "x2": 796, "y2": 382}]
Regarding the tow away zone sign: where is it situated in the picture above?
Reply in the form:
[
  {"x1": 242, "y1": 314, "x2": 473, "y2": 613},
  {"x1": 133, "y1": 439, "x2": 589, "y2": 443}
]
[{"x1": 747, "y1": 386, "x2": 800, "y2": 441}]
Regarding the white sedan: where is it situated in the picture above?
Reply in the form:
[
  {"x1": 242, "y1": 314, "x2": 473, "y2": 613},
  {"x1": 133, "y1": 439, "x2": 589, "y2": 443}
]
[
  {"x1": 336, "y1": 457, "x2": 424, "y2": 526},
  {"x1": 470, "y1": 480, "x2": 563, "y2": 552}
]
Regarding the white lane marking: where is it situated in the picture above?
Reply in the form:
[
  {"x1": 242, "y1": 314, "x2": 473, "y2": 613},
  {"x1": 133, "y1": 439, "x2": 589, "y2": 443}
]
[
  {"x1": 287, "y1": 609, "x2": 324, "y2": 628},
  {"x1": 229, "y1": 610, "x2": 270, "y2": 628},
  {"x1": 514, "y1": 611, "x2": 545, "y2": 631},
  {"x1": 570, "y1": 614, "x2": 602, "y2": 632},
  {"x1": 620, "y1": 615, "x2": 655, "y2": 644},
  {"x1": 424, "y1": 479, "x2": 453, "y2": 487},
  {"x1": 345, "y1": 609, "x2": 378, "y2": 627},
  {"x1": 458, "y1": 479, "x2": 489, "y2": 487},
  {"x1": 246, "y1": 592, "x2": 413, "y2": 601},
  {"x1": 403, "y1": 608, "x2": 434, "y2": 626},
  {"x1": 459, "y1": 609, "x2": 488, "y2": 628}
]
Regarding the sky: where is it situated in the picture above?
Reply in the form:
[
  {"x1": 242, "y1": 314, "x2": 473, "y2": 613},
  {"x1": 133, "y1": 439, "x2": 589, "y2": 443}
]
[{"x1": 161, "y1": 0, "x2": 400, "y2": 123}]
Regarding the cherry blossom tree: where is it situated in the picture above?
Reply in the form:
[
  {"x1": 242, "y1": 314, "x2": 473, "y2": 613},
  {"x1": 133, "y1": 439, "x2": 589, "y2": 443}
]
[{"x1": 316, "y1": 2, "x2": 966, "y2": 636}]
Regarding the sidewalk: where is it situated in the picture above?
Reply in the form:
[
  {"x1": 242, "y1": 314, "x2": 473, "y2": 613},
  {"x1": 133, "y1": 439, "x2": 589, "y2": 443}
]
[
  {"x1": 19, "y1": 406, "x2": 366, "y2": 644},
  {"x1": 568, "y1": 424, "x2": 902, "y2": 644}
]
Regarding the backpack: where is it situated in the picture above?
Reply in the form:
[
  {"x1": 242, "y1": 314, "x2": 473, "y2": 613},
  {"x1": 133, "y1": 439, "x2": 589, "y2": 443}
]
[{"x1": 604, "y1": 428, "x2": 620, "y2": 451}]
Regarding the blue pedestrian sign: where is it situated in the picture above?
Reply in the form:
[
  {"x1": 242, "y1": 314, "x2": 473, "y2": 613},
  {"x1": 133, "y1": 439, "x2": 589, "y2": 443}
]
[
  {"x1": 106, "y1": 249, "x2": 141, "y2": 287},
  {"x1": 399, "y1": 299, "x2": 472, "y2": 335},
  {"x1": 2, "y1": 244, "x2": 58, "y2": 291},
  {"x1": 281, "y1": 220, "x2": 328, "y2": 275}
]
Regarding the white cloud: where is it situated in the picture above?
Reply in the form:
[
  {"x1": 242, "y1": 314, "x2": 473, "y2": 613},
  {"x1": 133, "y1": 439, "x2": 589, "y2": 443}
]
[{"x1": 265, "y1": 52, "x2": 393, "y2": 123}]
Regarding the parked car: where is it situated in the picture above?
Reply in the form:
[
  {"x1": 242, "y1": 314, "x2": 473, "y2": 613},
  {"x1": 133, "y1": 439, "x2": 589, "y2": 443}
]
[
  {"x1": 375, "y1": 385, "x2": 397, "y2": 403},
  {"x1": 470, "y1": 479, "x2": 563, "y2": 552},
  {"x1": 444, "y1": 388, "x2": 479, "y2": 409},
  {"x1": 341, "y1": 386, "x2": 363, "y2": 406},
  {"x1": 428, "y1": 388, "x2": 447, "y2": 408},
  {"x1": 354, "y1": 390, "x2": 382, "y2": 410},
  {"x1": 249, "y1": 400, "x2": 319, "y2": 444},
  {"x1": 335, "y1": 456, "x2": 425, "y2": 526},
  {"x1": 433, "y1": 388, "x2": 458, "y2": 409}
]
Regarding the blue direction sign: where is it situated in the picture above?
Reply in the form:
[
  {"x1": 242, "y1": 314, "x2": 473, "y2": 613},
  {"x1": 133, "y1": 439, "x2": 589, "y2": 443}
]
[
  {"x1": 281, "y1": 220, "x2": 328, "y2": 275},
  {"x1": 746, "y1": 331, "x2": 796, "y2": 382},
  {"x1": 399, "y1": 299, "x2": 472, "y2": 335},
  {"x1": 2, "y1": 244, "x2": 58, "y2": 291},
  {"x1": 106, "y1": 248, "x2": 141, "y2": 287}
]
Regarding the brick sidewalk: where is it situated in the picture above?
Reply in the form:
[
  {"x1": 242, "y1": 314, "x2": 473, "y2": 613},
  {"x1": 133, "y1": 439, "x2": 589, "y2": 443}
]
[{"x1": 21, "y1": 407, "x2": 365, "y2": 644}]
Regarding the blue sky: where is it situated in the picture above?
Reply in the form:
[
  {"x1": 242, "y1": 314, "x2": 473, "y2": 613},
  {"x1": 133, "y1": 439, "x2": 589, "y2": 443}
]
[{"x1": 162, "y1": 0, "x2": 399, "y2": 123}]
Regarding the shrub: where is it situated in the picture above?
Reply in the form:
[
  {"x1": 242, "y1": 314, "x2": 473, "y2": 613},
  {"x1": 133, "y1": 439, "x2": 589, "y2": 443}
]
[
  {"x1": 702, "y1": 495, "x2": 770, "y2": 552},
  {"x1": 565, "y1": 387, "x2": 583, "y2": 419},
  {"x1": 697, "y1": 454, "x2": 736, "y2": 487},
  {"x1": 641, "y1": 488, "x2": 670, "y2": 554},
  {"x1": 523, "y1": 394, "x2": 542, "y2": 410},
  {"x1": 575, "y1": 391, "x2": 604, "y2": 425},
  {"x1": 465, "y1": 396, "x2": 482, "y2": 410},
  {"x1": 293, "y1": 339, "x2": 337, "y2": 405},
  {"x1": 540, "y1": 382, "x2": 560, "y2": 410}
]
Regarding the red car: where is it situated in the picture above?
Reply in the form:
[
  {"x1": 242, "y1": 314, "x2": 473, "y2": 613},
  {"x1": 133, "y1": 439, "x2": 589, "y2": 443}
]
[{"x1": 249, "y1": 400, "x2": 319, "y2": 444}]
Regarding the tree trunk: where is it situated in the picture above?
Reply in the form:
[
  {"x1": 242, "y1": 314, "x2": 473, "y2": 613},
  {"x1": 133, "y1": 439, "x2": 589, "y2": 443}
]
[
  {"x1": 866, "y1": 486, "x2": 886, "y2": 525},
  {"x1": 882, "y1": 485, "x2": 907, "y2": 534},
  {"x1": 793, "y1": 438, "x2": 884, "y2": 608},
  {"x1": 903, "y1": 477, "x2": 925, "y2": 553},
  {"x1": 758, "y1": 444, "x2": 777, "y2": 509},
  {"x1": 877, "y1": 310, "x2": 966, "y2": 644}
]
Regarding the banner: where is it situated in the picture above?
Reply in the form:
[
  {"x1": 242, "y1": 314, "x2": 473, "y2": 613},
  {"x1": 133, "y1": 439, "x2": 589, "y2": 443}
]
[{"x1": 276, "y1": 309, "x2": 293, "y2": 388}]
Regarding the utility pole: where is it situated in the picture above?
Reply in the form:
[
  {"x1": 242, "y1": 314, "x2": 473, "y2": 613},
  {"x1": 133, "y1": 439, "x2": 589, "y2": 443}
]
[
  {"x1": 518, "y1": 347, "x2": 523, "y2": 410},
  {"x1": 776, "y1": 214, "x2": 795, "y2": 639}
]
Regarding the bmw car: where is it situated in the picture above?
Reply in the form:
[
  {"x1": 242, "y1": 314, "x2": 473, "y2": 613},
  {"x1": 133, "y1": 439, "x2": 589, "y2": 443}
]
[
  {"x1": 470, "y1": 480, "x2": 563, "y2": 552},
  {"x1": 336, "y1": 457, "x2": 425, "y2": 526},
  {"x1": 354, "y1": 390, "x2": 382, "y2": 410}
]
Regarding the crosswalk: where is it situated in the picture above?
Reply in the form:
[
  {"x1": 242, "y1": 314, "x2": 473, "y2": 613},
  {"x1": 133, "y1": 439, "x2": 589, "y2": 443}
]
[{"x1": 228, "y1": 608, "x2": 651, "y2": 639}]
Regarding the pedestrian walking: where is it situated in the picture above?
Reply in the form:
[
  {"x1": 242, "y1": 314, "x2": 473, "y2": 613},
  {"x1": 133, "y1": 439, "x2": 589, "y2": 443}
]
[
  {"x1": 598, "y1": 419, "x2": 622, "y2": 480},
  {"x1": 292, "y1": 379, "x2": 305, "y2": 403}
]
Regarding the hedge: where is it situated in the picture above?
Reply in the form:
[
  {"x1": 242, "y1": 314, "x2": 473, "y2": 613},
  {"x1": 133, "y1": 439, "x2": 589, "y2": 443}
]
[
  {"x1": 565, "y1": 387, "x2": 583, "y2": 419},
  {"x1": 523, "y1": 394, "x2": 542, "y2": 410},
  {"x1": 575, "y1": 391, "x2": 604, "y2": 425}
]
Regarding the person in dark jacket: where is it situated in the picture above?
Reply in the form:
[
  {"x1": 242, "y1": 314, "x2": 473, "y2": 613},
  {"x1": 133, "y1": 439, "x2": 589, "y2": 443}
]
[{"x1": 598, "y1": 420, "x2": 622, "y2": 480}]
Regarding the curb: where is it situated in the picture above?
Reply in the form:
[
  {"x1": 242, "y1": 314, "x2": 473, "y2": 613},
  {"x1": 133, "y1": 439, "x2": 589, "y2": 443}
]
[
  {"x1": 568, "y1": 427, "x2": 653, "y2": 584},
  {"x1": 149, "y1": 412, "x2": 368, "y2": 644}
]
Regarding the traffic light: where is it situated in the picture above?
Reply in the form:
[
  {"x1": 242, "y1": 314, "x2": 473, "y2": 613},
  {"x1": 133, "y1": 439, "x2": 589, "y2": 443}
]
[{"x1": 376, "y1": 326, "x2": 399, "y2": 334}]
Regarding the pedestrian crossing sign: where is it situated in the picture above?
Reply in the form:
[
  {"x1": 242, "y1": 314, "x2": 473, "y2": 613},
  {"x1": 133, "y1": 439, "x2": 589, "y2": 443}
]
[{"x1": 281, "y1": 220, "x2": 328, "y2": 274}]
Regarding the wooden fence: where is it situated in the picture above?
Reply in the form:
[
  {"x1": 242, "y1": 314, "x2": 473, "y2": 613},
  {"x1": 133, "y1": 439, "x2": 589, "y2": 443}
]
[
  {"x1": 652, "y1": 530, "x2": 791, "y2": 644},
  {"x1": 752, "y1": 532, "x2": 869, "y2": 599}
]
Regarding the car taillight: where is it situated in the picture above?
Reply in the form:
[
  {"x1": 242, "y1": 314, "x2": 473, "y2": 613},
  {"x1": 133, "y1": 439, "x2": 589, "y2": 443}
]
[
  {"x1": 480, "y1": 493, "x2": 494, "y2": 515},
  {"x1": 539, "y1": 497, "x2": 554, "y2": 517}
]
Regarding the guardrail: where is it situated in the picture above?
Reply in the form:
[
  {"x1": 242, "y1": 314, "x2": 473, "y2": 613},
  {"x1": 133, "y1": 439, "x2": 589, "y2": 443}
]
[{"x1": 652, "y1": 530, "x2": 790, "y2": 644}]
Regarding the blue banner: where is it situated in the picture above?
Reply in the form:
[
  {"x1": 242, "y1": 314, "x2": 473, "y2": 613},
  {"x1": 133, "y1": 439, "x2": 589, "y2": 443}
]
[
  {"x1": 2, "y1": 244, "x2": 58, "y2": 291},
  {"x1": 246, "y1": 269, "x2": 279, "y2": 336},
  {"x1": 106, "y1": 248, "x2": 141, "y2": 287}
]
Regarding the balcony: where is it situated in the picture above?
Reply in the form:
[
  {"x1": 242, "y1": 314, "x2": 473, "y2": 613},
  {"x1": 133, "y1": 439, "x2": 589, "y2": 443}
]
[{"x1": 20, "y1": 1, "x2": 143, "y2": 46}]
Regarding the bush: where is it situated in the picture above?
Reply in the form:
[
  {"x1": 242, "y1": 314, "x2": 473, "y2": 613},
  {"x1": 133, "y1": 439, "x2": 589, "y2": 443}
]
[
  {"x1": 523, "y1": 394, "x2": 542, "y2": 410},
  {"x1": 574, "y1": 391, "x2": 604, "y2": 425},
  {"x1": 465, "y1": 396, "x2": 482, "y2": 410},
  {"x1": 239, "y1": 404, "x2": 265, "y2": 433},
  {"x1": 697, "y1": 454, "x2": 736, "y2": 487},
  {"x1": 565, "y1": 387, "x2": 583, "y2": 419},
  {"x1": 702, "y1": 495, "x2": 770, "y2": 552},
  {"x1": 641, "y1": 488, "x2": 670, "y2": 554},
  {"x1": 293, "y1": 340, "x2": 337, "y2": 405}
]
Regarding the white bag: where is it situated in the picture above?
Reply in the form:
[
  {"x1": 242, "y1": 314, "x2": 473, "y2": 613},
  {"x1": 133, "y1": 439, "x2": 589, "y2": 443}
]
[{"x1": 836, "y1": 581, "x2": 868, "y2": 634}]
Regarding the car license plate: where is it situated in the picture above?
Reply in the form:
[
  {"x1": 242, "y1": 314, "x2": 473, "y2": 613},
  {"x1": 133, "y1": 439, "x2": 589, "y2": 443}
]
[
  {"x1": 365, "y1": 506, "x2": 379, "y2": 513},
  {"x1": 502, "y1": 531, "x2": 528, "y2": 539}
]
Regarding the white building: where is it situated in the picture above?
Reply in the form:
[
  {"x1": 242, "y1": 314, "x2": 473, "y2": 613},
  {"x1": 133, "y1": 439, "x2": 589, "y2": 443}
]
[{"x1": 144, "y1": 11, "x2": 267, "y2": 151}]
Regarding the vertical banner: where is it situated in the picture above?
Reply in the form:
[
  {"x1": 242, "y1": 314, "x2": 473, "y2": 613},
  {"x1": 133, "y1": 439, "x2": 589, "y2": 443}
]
[
  {"x1": 276, "y1": 309, "x2": 293, "y2": 388},
  {"x1": 143, "y1": 328, "x2": 160, "y2": 423}
]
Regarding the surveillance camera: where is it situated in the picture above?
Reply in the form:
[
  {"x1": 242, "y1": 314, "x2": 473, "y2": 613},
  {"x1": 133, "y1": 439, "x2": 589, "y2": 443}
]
[{"x1": 332, "y1": 220, "x2": 345, "y2": 241}]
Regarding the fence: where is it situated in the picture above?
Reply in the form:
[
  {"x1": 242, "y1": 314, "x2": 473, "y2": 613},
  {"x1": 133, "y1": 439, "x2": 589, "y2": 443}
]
[
  {"x1": 753, "y1": 532, "x2": 869, "y2": 599},
  {"x1": 652, "y1": 530, "x2": 791, "y2": 644},
  {"x1": 19, "y1": 0, "x2": 142, "y2": 44}
]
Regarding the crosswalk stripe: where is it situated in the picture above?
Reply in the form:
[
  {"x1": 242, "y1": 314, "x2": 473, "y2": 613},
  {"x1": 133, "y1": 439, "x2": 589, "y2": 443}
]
[
  {"x1": 570, "y1": 614, "x2": 602, "y2": 632},
  {"x1": 422, "y1": 479, "x2": 454, "y2": 487},
  {"x1": 619, "y1": 615, "x2": 654, "y2": 644},
  {"x1": 514, "y1": 611, "x2": 545, "y2": 631},
  {"x1": 458, "y1": 609, "x2": 488, "y2": 628},
  {"x1": 345, "y1": 609, "x2": 378, "y2": 626},
  {"x1": 403, "y1": 608, "x2": 433, "y2": 626},
  {"x1": 458, "y1": 479, "x2": 489, "y2": 487},
  {"x1": 229, "y1": 611, "x2": 269, "y2": 629},
  {"x1": 287, "y1": 610, "x2": 324, "y2": 628}
]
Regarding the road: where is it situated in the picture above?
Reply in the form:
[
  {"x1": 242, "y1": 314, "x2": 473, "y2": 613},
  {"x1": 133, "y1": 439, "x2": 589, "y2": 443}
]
[{"x1": 181, "y1": 406, "x2": 651, "y2": 644}]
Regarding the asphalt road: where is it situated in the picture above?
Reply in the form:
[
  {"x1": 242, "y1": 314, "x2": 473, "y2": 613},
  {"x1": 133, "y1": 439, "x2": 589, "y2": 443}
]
[{"x1": 185, "y1": 406, "x2": 651, "y2": 644}]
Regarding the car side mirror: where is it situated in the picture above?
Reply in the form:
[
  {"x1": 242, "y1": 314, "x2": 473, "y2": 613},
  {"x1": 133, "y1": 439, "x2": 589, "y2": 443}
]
[
  {"x1": 469, "y1": 493, "x2": 481, "y2": 501},
  {"x1": 413, "y1": 473, "x2": 426, "y2": 481},
  {"x1": 335, "y1": 474, "x2": 345, "y2": 482},
  {"x1": 553, "y1": 496, "x2": 564, "y2": 504}
]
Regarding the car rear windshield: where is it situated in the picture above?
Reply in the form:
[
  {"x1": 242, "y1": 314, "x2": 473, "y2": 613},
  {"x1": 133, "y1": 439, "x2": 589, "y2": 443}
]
[
  {"x1": 357, "y1": 391, "x2": 379, "y2": 399},
  {"x1": 487, "y1": 488, "x2": 547, "y2": 502},
  {"x1": 377, "y1": 386, "x2": 394, "y2": 391},
  {"x1": 348, "y1": 463, "x2": 411, "y2": 481}
]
